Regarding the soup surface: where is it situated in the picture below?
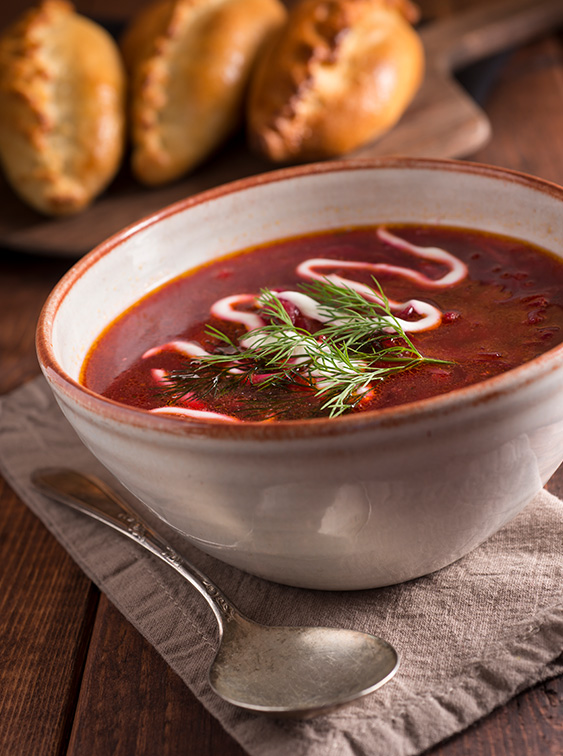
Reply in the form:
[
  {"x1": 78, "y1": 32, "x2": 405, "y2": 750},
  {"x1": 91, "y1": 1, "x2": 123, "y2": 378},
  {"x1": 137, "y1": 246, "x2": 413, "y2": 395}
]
[{"x1": 82, "y1": 225, "x2": 563, "y2": 421}]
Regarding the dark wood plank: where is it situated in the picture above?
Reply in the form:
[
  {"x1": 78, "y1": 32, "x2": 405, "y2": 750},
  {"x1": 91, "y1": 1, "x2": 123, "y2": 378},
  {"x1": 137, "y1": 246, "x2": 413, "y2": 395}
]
[
  {"x1": 0, "y1": 0, "x2": 152, "y2": 27},
  {"x1": 0, "y1": 252, "x2": 96, "y2": 756},
  {"x1": 0, "y1": 480, "x2": 100, "y2": 756},
  {"x1": 0, "y1": 253, "x2": 70, "y2": 393},
  {"x1": 0, "y1": 0, "x2": 491, "y2": 30},
  {"x1": 546, "y1": 467, "x2": 563, "y2": 501},
  {"x1": 428, "y1": 676, "x2": 563, "y2": 756},
  {"x1": 469, "y1": 34, "x2": 563, "y2": 185},
  {"x1": 66, "y1": 595, "x2": 246, "y2": 756}
]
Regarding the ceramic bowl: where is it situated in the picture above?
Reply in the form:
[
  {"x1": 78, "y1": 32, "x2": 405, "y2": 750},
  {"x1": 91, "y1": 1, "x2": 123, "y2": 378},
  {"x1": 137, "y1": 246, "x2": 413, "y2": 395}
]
[{"x1": 36, "y1": 158, "x2": 563, "y2": 590}]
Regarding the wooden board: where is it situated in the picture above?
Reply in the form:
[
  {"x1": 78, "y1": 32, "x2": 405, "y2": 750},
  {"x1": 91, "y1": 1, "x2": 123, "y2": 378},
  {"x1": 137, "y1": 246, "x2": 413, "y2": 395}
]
[{"x1": 0, "y1": 0, "x2": 562, "y2": 257}]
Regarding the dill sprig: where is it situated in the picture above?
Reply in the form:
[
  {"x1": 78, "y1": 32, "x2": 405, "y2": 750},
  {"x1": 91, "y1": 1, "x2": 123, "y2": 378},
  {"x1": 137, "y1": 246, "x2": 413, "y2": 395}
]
[
  {"x1": 299, "y1": 277, "x2": 396, "y2": 349},
  {"x1": 158, "y1": 278, "x2": 450, "y2": 419}
]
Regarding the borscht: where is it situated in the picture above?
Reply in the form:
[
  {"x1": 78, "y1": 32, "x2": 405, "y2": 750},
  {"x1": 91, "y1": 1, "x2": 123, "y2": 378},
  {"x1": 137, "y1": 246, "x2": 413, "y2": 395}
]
[{"x1": 81, "y1": 225, "x2": 563, "y2": 422}]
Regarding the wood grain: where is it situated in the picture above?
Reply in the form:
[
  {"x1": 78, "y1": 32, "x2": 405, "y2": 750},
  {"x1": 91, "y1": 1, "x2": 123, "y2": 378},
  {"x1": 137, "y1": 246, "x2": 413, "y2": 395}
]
[
  {"x1": 66, "y1": 596, "x2": 247, "y2": 756},
  {"x1": 354, "y1": 0, "x2": 563, "y2": 161},
  {"x1": 0, "y1": 253, "x2": 92, "y2": 756},
  {"x1": 1, "y1": 0, "x2": 562, "y2": 256},
  {"x1": 430, "y1": 676, "x2": 563, "y2": 756},
  {"x1": 0, "y1": 480, "x2": 99, "y2": 756},
  {"x1": 470, "y1": 34, "x2": 563, "y2": 185},
  {"x1": 0, "y1": 2, "x2": 561, "y2": 756},
  {"x1": 0, "y1": 254, "x2": 69, "y2": 393}
]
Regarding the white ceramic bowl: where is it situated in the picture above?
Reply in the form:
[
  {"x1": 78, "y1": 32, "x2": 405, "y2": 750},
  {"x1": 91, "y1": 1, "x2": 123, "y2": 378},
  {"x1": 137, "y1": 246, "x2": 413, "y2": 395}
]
[{"x1": 37, "y1": 158, "x2": 563, "y2": 590}]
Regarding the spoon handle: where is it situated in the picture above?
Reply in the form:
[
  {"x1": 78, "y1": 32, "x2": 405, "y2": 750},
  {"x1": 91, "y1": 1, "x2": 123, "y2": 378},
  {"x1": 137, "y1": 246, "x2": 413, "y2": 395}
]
[{"x1": 31, "y1": 467, "x2": 240, "y2": 633}]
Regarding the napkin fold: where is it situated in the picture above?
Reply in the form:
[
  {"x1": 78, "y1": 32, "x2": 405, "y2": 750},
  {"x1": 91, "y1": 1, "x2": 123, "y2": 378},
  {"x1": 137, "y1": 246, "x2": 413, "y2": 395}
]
[{"x1": 1, "y1": 376, "x2": 562, "y2": 756}]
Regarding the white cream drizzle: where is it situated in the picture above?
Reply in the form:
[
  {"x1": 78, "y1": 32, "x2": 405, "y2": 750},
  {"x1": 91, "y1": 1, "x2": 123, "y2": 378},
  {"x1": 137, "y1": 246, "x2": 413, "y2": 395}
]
[
  {"x1": 294, "y1": 227, "x2": 468, "y2": 333},
  {"x1": 144, "y1": 346, "x2": 240, "y2": 421},
  {"x1": 151, "y1": 368, "x2": 170, "y2": 385},
  {"x1": 150, "y1": 406, "x2": 239, "y2": 422},
  {"x1": 143, "y1": 340, "x2": 211, "y2": 360},
  {"x1": 375, "y1": 227, "x2": 468, "y2": 288},
  {"x1": 142, "y1": 227, "x2": 468, "y2": 418},
  {"x1": 210, "y1": 294, "x2": 264, "y2": 330},
  {"x1": 149, "y1": 368, "x2": 237, "y2": 421}
]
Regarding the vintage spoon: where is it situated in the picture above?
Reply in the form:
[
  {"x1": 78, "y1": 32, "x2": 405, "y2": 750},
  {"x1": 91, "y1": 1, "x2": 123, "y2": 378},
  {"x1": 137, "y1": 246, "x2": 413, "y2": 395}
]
[{"x1": 31, "y1": 467, "x2": 399, "y2": 718}]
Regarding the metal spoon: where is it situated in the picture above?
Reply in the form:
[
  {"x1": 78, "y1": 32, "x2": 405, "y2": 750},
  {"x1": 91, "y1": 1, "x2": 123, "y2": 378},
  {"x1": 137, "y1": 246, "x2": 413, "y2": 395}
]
[{"x1": 31, "y1": 467, "x2": 399, "y2": 718}]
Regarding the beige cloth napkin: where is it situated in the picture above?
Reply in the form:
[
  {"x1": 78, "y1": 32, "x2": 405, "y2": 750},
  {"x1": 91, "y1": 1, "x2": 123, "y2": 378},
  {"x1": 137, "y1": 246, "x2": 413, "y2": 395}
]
[{"x1": 1, "y1": 376, "x2": 562, "y2": 756}]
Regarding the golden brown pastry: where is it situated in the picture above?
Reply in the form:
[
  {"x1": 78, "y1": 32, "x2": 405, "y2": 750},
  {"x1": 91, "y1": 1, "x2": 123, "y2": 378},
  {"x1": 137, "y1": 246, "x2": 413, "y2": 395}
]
[
  {"x1": 120, "y1": 0, "x2": 287, "y2": 186},
  {"x1": 247, "y1": 0, "x2": 424, "y2": 162},
  {"x1": 0, "y1": 1, "x2": 126, "y2": 216}
]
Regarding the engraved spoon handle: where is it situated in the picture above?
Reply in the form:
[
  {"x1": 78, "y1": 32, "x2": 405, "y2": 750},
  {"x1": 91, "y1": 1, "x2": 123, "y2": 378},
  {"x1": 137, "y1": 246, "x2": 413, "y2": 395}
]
[{"x1": 31, "y1": 468, "x2": 239, "y2": 633}]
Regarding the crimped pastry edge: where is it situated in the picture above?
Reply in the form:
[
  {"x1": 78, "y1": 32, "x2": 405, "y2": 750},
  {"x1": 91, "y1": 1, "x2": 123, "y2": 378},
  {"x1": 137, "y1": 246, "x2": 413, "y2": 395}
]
[
  {"x1": 0, "y1": 0, "x2": 126, "y2": 215},
  {"x1": 247, "y1": 0, "x2": 424, "y2": 162}
]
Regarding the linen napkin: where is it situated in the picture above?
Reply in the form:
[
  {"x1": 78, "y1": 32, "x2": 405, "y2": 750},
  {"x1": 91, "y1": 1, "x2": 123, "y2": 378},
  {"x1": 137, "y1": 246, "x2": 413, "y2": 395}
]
[{"x1": 1, "y1": 376, "x2": 562, "y2": 756}]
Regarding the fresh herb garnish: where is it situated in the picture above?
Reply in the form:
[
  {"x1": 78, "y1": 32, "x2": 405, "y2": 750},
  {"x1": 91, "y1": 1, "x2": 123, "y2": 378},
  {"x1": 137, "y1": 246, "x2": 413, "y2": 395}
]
[{"x1": 158, "y1": 278, "x2": 450, "y2": 419}]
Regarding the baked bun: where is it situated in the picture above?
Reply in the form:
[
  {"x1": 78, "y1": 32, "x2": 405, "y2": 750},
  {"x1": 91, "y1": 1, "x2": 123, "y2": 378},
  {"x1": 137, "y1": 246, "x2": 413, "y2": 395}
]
[
  {"x1": 247, "y1": 0, "x2": 424, "y2": 162},
  {"x1": 120, "y1": 0, "x2": 287, "y2": 186},
  {"x1": 0, "y1": 1, "x2": 126, "y2": 216}
]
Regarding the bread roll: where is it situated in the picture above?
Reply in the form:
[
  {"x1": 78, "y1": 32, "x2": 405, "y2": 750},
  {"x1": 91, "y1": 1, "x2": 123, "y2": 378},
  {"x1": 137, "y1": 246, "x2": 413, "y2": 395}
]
[
  {"x1": 0, "y1": 1, "x2": 126, "y2": 216},
  {"x1": 121, "y1": 0, "x2": 287, "y2": 186},
  {"x1": 247, "y1": 0, "x2": 424, "y2": 162}
]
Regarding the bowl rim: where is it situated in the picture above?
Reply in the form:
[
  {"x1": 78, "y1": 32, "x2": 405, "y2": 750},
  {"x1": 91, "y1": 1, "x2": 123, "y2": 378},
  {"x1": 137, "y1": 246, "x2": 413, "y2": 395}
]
[{"x1": 36, "y1": 156, "x2": 563, "y2": 440}]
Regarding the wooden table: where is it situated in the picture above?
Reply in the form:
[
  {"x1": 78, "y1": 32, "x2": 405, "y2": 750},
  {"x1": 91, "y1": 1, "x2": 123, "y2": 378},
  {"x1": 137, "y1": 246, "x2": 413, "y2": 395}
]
[{"x1": 0, "y1": 2, "x2": 562, "y2": 754}]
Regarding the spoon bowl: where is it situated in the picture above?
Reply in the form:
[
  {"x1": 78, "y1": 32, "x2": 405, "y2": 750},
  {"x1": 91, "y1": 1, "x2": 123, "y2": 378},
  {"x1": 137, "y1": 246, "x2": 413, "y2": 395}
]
[
  {"x1": 31, "y1": 467, "x2": 399, "y2": 718},
  {"x1": 211, "y1": 618, "x2": 398, "y2": 717}
]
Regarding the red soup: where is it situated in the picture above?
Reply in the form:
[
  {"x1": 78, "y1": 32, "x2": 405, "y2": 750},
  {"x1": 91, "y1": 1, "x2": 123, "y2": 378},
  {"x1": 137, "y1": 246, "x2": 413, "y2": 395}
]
[{"x1": 81, "y1": 225, "x2": 563, "y2": 422}]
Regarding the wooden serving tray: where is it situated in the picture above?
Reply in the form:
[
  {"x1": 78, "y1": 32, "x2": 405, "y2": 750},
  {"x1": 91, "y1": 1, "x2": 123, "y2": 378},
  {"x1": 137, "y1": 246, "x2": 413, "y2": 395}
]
[{"x1": 1, "y1": 0, "x2": 562, "y2": 257}]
